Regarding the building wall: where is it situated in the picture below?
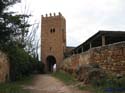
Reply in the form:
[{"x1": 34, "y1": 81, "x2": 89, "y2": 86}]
[
  {"x1": 0, "y1": 51, "x2": 9, "y2": 83},
  {"x1": 61, "y1": 41, "x2": 125, "y2": 75},
  {"x1": 41, "y1": 13, "x2": 66, "y2": 70}
]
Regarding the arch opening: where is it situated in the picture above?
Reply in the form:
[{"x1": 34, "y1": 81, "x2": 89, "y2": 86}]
[{"x1": 46, "y1": 56, "x2": 56, "y2": 72}]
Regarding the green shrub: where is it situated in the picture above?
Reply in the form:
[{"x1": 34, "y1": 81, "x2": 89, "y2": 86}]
[{"x1": 5, "y1": 45, "x2": 38, "y2": 81}]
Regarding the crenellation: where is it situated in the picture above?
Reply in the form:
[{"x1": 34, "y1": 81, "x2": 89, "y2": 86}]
[
  {"x1": 49, "y1": 13, "x2": 52, "y2": 16},
  {"x1": 54, "y1": 13, "x2": 56, "y2": 16},
  {"x1": 58, "y1": 12, "x2": 62, "y2": 16},
  {"x1": 42, "y1": 12, "x2": 64, "y2": 18},
  {"x1": 46, "y1": 14, "x2": 48, "y2": 17}
]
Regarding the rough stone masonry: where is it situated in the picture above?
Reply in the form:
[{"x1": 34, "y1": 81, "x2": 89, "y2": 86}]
[{"x1": 61, "y1": 41, "x2": 125, "y2": 75}]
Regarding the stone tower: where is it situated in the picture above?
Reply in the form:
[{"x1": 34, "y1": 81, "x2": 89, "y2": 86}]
[{"x1": 41, "y1": 12, "x2": 66, "y2": 72}]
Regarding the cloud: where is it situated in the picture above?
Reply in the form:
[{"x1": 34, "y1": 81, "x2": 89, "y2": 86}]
[{"x1": 10, "y1": 0, "x2": 125, "y2": 46}]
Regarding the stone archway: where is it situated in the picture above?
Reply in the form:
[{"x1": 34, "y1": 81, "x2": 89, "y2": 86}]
[{"x1": 46, "y1": 56, "x2": 56, "y2": 72}]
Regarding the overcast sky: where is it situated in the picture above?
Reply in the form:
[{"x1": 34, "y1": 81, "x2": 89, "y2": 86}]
[{"x1": 10, "y1": 0, "x2": 125, "y2": 47}]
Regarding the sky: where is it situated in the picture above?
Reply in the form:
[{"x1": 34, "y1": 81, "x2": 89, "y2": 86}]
[{"x1": 10, "y1": 0, "x2": 125, "y2": 47}]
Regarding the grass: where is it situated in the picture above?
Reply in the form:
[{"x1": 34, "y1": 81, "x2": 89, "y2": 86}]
[
  {"x1": 0, "y1": 75, "x2": 33, "y2": 93},
  {"x1": 77, "y1": 84, "x2": 93, "y2": 90},
  {"x1": 90, "y1": 76, "x2": 125, "y2": 93},
  {"x1": 52, "y1": 71, "x2": 125, "y2": 93},
  {"x1": 52, "y1": 71, "x2": 94, "y2": 92},
  {"x1": 52, "y1": 71, "x2": 77, "y2": 85}
]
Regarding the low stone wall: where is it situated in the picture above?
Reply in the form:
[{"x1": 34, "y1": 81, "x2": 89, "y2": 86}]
[
  {"x1": 90, "y1": 41, "x2": 125, "y2": 75},
  {"x1": 0, "y1": 51, "x2": 9, "y2": 83},
  {"x1": 61, "y1": 41, "x2": 125, "y2": 75}
]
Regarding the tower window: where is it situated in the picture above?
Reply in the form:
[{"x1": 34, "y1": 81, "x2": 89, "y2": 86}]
[
  {"x1": 50, "y1": 28, "x2": 55, "y2": 33},
  {"x1": 53, "y1": 28, "x2": 55, "y2": 32},
  {"x1": 50, "y1": 29, "x2": 53, "y2": 33}
]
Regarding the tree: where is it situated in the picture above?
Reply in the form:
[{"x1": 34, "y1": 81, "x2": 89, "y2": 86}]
[
  {"x1": 0, "y1": 0, "x2": 20, "y2": 13},
  {"x1": 0, "y1": 0, "x2": 19, "y2": 42},
  {"x1": 25, "y1": 22, "x2": 40, "y2": 57},
  {"x1": 0, "y1": 0, "x2": 31, "y2": 49},
  {"x1": 0, "y1": 0, "x2": 44, "y2": 81},
  {"x1": 0, "y1": 0, "x2": 36, "y2": 81}
]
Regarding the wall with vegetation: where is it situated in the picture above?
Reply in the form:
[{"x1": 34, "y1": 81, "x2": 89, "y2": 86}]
[{"x1": 61, "y1": 41, "x2": 125, "y2": 75}]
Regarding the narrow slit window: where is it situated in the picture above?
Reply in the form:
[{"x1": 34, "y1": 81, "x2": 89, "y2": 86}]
[
  {"x1": 50, "y1": 29, "x2": 53, "y2": 33},
  {"x1": 53, "y1": 28, "x2": 55, "y2": 32}
]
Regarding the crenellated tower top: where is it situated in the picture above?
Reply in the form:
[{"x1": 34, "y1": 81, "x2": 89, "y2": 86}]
[{"x1": 42, "y1": 12, "x2": 63, "y2": 18}]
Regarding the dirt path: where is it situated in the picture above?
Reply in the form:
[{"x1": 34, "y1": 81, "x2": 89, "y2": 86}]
[{"x1": 23, "y1": 74, "x2": 92, "y2": 93}]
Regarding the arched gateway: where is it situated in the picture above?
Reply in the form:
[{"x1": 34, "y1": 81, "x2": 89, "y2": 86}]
[
  {"x1": 46, "y1": 56, "x2": 56, "y2": 72},
  {"x1": 41, "y1": 13, "x2": 66, "y2": 72}
]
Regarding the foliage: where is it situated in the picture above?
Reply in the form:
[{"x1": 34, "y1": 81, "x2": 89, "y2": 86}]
[
  {"x1": 0, "y1": 84, "x2": 29, "y2": 93},
  {"x1": 0, "y1": 13, "x2": 31, "y2": 49},
  {"x1": 0, "y1": 0, "x2": 20, "y2": 13},
  {"x1": 5, "y1": 44, "x2": 35, "y2": 81},
  {"x1": 92, "y1": 75, "x2": 125, "y2": 93},
  {"x1": 0, "y1": 0, "x2": 31, "y2": 50},
  {"x1": 4, "y1": 42, "x2": 44, "y2": 81},
  {"x1": 0, "y1": 0, "x2": 44, "y2": 81},
  {"x1": 36, "y1": 61, "x2": 45, "y2": 74}
]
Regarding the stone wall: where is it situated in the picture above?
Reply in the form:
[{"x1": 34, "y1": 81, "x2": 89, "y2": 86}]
[
  {"x1": 90, "y1": 41, "x2": 125, "y2": 75},
  {"x1": 61, "y1": 41, "x2": 125, "y2": 75},
  {"x1": 0, "y1": 51, "x2": 9, "y2": 83}
]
